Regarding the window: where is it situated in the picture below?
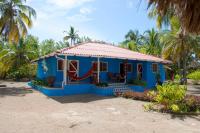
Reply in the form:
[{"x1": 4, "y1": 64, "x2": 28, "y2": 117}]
[
  {"x1": 100, "y1": 62, "x2": 108, "y2": 72},
  {"x1": 57, "y1": 59, "x2": 64, "y2": 71},
  {"x1": 126, "y1": 64, "x2": 132, "y2": 72},
  {"x1": 152, "y1": 63, "x2": 158, "y2": 73},
  {"x1": 92, "y1": 62, "x2": 108, "y2": 72}
]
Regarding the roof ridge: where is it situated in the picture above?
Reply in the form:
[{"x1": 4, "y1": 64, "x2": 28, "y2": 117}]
[{"x1": 58, "y1": 41, "x2": 166, "y2": 60}]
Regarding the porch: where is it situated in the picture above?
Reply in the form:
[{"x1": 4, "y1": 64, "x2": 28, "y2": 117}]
[{"x1": 28, "y1": 82, "x2": 145, "y2": 96}]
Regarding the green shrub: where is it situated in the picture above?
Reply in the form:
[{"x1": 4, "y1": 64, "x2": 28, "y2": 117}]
[
  {"x1": 32, "y1": 79, "x2": 48, "y2": 86},
  {"x1": 155, "y1": 83, "x2": 186, "y2": 110},
  {"x1": 7, "y1": 64, "x2": 37, "y2": 80},
  {"x1": 187, "y1": 70, "x2": 200, "y2": 80},
  {"x1": 175, "y1": 74, "x2": 181, "y2": 81},
  {"x1": 96, "y1": 82, "x2": 108, "y2": 87},
  {"x1": 127, "y1": 79, "x2": 147, "y2": 86}
]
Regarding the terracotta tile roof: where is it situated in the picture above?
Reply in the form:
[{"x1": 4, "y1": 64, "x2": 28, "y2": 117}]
[{"x1": 36, "y1": 42, "x2": 172, "y2": 64}]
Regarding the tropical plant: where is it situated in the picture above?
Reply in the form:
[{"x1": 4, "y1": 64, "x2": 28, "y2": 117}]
[
  {"x1": 7, "y1": 64, "x2": 36, "y2": 80},
  {"x1": 0, "y1": 37, "x2": 37, "y2": 78},
  {"x1": 141, "y1": 28, "x2": 163, "y2": 57},
  {"x1": 0, "y1": 0, "x2": 36, "y2": 43},
  {"x1": 148, "y1": 4, "x2": 175, "y2": 29},
  {"x1": 77, "y1": 36, "x2": 91, "y2": 43},
  {"x1": 55, "y1": 40, "x2": 69, "y2": 50},
  {"x1": 162, "y1": 17, "x2": 200, "y2": 84},
  {"x1": 120, "y1": 41, "x2": 139, "y2": 51},
  {"x1": 32, "y1": 78, "x2": 48, "y2": 86},
  {"x1": 24, "y1": 35, "x2": 39, "y2": 58},
  {"x1": 146, "y1": 82, "x2": 187, "y2": 112},
  {"x1": 39, "y1": 39, "x2": 57, "y2": 56},
  {"x1": 127, "y1": 79, "x2": 147, "y2": 86},
  {"x1": 187, "y1": 70, "x2": 200, "y2": 81},
  {"x1": 64, "y1": 26, "x2": 79, "y2": 46},
  {"x1": 120, "y1": 30, "x2": 143, "y2": 52},
  {"x1": 125, "y1": 30, "x2": 141, "y2": 44},
  {"x1": 148, "y1": 0, "x2": 200, "y2": 34}
]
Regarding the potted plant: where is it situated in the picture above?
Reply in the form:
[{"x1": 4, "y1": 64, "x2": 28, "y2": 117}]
[{"x1": 46, "y1": 76, "x2": 55, "y2": 87}]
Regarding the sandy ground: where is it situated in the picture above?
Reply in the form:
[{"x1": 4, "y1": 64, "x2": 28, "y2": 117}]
[{"x1": 0, "y1": 81, "x2": 200, "y2": 133}]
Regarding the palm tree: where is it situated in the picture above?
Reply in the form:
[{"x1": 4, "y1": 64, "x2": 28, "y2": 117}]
[
  {"x1": 148, "y1": 4, "x2": 175, "y2": 29},
  {"x1": 148, "y1": 0, "x2": 200, "y2": 34},
  {"x1": 120, "y1": 41, "x2": 139, "y2": 51},
  {"x1": 141, "y1": 28, "x2": 162, "y2": 57},
  {"x1": 0, "y1": 0, "x2": 36, "y2": 43},
  {"x1": 120, "y1": 30, "x2": 142, "y2": 51},
  {"x1": 125, "y1": 30, "x2": 141, "y2": 44},
  {"x1": 64, "y1": 26, "x2": 79, "y2": 46},
  {"x1": 162, "y1": 18, "x2": 200, "y2": 84},
  {"x1": 0, "y1": 38, "x2": 36, "y2": 77},
  {"x1": 77, "y1": 36, "x2": 91, "y2": 43}
]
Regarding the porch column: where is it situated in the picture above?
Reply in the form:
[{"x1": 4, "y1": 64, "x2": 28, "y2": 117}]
[
  {"x1": 97, "y1": 57, "x2": 100, "y2": 83},
  {"x1": 63, "y1": 55, "x2": 68, "y2": 86}
]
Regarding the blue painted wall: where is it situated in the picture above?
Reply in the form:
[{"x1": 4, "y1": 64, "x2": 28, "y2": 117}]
[{"x1": 36, "y1": 56, "x2": 166, "y2": 88}]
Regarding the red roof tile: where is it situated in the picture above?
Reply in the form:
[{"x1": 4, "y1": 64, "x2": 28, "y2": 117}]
[{"x1": 36, "y1": 42, "x2": 172, "y2": 64}]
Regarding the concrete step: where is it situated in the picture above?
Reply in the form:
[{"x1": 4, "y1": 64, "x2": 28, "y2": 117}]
[{"x1": 113, "y1": 88, "x2": 132, "y2": 93}]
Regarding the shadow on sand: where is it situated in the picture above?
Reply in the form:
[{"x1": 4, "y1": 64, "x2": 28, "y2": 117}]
[
  {"x1": 49, "y1": 94, "x2": 115, "y2": 103},
  {"x1": 0, "y1": 87, "x2": 33, "y2": 97},
  {"x1": 170, "y1": 113, "x2": 200, "y2": 121}
]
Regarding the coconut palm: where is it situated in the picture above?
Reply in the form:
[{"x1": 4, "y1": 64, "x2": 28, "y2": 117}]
[
  {"x1": 148, "y1": 4, "x2": 175, "y2": 29},
  {"x1": 148, "y1": 0, "x2": 200, "y2": 34},
  {"x1": 141, "y1": 28, "x2": 162, "y2": 57},
  {"x1": 162, "y1": 18, "x2": 200, "y2": 84},
  {"x1": 0, "y1": 38, "x2": 36, "y2": 76},
  {"x1": 125, "y1": 30, "x2": 141, "y2": 44},
  {"x1": 64, "y1": 26, "x2": 79, "y2": 46},
  {"x1": 0, "y1": 0, "x2": 36, "y2": 43},
  {"x1": 77, "y1": 36, "x2": 91, "y2": 43},
  {"x1": 120, "y1": 30, "x2": 142, "y2": 51}
]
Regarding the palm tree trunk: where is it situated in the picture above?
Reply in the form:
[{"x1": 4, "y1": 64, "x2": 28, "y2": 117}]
[{"x1": 182, "y1": 56, "x2": 187, "y2": 85}]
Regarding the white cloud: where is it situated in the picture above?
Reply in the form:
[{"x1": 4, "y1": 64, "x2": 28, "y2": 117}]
[
  {"x1": 67, "y1": 7, "x2": 94, "y2": 22},
  {"x1": 46, "y1": 0, "x2": 94, "y2": 9},
  {"x1": 80, "y1": 7, "x2": 92, "y2": 14},
  {"x1": 67, "y1": 14, "x2": 93, "y2": 22},
  {"x1": 127, "y1": 0, "x2": 134, "y2": 8},
  {"x1": 27, "y1": 0, "x2": 98, "y2": 41}
]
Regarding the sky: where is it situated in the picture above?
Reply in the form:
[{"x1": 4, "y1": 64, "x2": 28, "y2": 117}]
[{"x1": 27, "y1": 0, "x2": 157, "y2": 43}]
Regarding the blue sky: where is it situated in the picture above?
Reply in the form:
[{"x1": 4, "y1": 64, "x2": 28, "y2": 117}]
[{"x1": 27, "y1": 0, "x2": 157, "y2": 43}]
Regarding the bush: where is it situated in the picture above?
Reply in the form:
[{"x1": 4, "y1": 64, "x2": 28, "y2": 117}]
[
  {"x1": 146, "y1": 82, "x2": 200, "y2": 113},
  {"x1": 175, "y1": 74, "x2": 181, "y2": 81},
  {"x1": 32, "y1": 79, "x2": 48, "y2": 86},
  {"x1": 127, "y1": 79, "x2": 147, "y2": 86},
  {"x1": 96, "y1": 82, "x2": 108, "y2": 87},
  {"x1": 154, "y1": 83, "x2": 186, "y2": 109},
  {"x1": 7, "y1": 64, "x2": 37, "y2": 80},
  {"x1": 187, "y1": 70, "x2": 200, "y2": 80}
]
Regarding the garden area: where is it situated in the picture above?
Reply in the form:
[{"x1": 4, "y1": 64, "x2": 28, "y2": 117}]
[{"x1": 118, "y1": 81, "x2": 200, "y2": 114}]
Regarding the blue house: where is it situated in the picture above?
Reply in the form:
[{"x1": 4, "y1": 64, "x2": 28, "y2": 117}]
[{"x1": 30, "y1": 42, "x2": 171, "y2": 96}]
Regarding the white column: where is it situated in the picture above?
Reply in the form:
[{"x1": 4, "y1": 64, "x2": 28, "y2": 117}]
[
  {"x1": 97, "y1": 57, "x2": 100, "y2": 83},
  {"x1": 63, "y1": 55, "x2": 67, "y2": 86}
]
